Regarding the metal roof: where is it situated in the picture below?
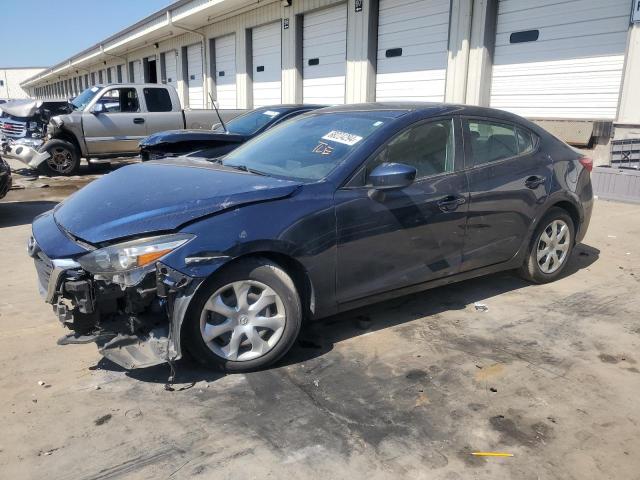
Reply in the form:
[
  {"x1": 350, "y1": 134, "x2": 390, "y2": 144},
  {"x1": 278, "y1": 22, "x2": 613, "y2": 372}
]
[{"x1": 21, "y1": 0, "x2": 255, "y2": 88}]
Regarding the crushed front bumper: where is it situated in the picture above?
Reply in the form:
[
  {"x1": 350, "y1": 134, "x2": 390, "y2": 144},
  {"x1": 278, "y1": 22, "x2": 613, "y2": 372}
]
[
  {"x1": 29, "y1": 238, "x2": 204, "y2": 369},
  {"x1": 1, "y1": 138, "x2": 49, "y2": 169}
]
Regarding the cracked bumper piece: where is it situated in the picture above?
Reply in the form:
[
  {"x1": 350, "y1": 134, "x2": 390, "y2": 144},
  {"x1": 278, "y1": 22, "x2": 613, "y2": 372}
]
[
  {"x1": 2, "y1": 143, "x2": 49, "y2": 168},
  {"x1": 99, "y1": 326, "x2": 171, "y2": 370},
  {"x1": 31, "y1": 241, "x2": 204, "y2": 369}
]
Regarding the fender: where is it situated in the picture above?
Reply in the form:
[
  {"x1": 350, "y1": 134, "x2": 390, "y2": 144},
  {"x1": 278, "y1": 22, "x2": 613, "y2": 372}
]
[
  {"x1": 46, "y1": 115, "x2": 88, "y2": 156},
  {"x1": 510, "y1": 189, "x2": 586, "y2": 267},
  {"x1": 163, "y1": 244, "x2": 320, "y2": 363}
]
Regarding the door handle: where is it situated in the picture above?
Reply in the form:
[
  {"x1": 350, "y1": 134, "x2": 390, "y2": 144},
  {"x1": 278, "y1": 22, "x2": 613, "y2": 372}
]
[
  {"x1": 133, "y1": 118, "x2": 145, "y2": 124},
  {"x1": 437, "y1": 195, "x2": 466, "y2": 212},
  {"x1": 525, "y1": 175, "x2": 545, "y2": 189}
]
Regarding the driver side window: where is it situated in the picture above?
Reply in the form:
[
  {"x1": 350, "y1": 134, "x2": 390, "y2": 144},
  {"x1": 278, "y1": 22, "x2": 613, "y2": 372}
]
[
  {"x1": 364, "y1": 119, "x2": 455, "y2": 185},
  {"x1": 97, "y1": 88, "x2": 139, "y2": 113}
]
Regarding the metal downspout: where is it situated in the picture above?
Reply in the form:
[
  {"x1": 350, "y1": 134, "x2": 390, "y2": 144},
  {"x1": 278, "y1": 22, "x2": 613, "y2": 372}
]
[{"x1": 166, "y1": 10, "x2": 209, "y2": 107}]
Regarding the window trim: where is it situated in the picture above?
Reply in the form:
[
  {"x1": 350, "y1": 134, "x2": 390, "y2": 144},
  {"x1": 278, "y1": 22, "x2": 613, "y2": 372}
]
[
  {"x1": 461, "y1": 116, "x2": 540, "y2": 170},
  {"x1": 95, "y1": 87, "x2": 141, "y2": 114},
  {"x1": 265, "y1": 109, "x2": 311, "y2": 131},
  {"x1": 342, "y1": 116, "x2": 460, "y2": 190}
]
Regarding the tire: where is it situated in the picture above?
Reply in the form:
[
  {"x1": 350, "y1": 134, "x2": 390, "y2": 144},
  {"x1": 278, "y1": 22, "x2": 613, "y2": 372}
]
[
  {"x1": 519, "y1": 207, "x2": 576, "y2": 284},
  {"x1": 183, "y1": 258, "x2": 302, "y2": 372},
  {"x1": 39, "y1": 139, "x2": 80, "y2": 176}
]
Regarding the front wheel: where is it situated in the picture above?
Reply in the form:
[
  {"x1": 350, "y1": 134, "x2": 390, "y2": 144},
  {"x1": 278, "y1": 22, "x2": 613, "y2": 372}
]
[
  {"x1": 183, "y1": 258, "x2": 302, "y2": 372},
  {"x1": 39, "y1": 139, "x2": 80, "y2": 176},
  {"x1": 519, "y1": 207, "x2": 576, "y2": 283}
]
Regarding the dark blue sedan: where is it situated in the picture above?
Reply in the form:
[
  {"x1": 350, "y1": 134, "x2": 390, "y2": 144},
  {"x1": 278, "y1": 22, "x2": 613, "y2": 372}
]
[{"x1": 29, "y1": 103, "x2": 593, "y2": 372}]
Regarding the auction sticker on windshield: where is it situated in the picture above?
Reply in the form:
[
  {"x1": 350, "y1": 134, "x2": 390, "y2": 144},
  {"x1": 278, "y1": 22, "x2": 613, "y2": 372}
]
[
  {"x1": 263, "y1": 110, "x2": 280, "y2": 117},
  {"x1": 322, "y1": 130, "x2": 363, "y2": 146}
]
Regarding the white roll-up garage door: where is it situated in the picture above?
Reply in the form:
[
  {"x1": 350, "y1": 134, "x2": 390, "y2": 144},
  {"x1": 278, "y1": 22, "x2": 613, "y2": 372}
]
[
  {"x1": 490, "y1": 0, "x2": 630, "y2": 119},
  {"x1": 164, "y1": 50, "x2": 178, "y2": 89},
  {"x1": 187, "y1": 43, "x2": 204, "y2": 109},
  {"x1": 215, "y1": 34, "x2": 237, "y2": 109},
  {"x1": 303, "y1": 4, "x2": 347, "y2": 104},
  {"x1": 376, "y1": 0, "x2": 450, "y2": 102},
  {"x1": 252, "y1": 22, "x2": 282, "y2": 107}
]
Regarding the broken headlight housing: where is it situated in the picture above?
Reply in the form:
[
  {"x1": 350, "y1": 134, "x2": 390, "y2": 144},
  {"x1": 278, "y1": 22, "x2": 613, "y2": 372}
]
[
  {"x1": 77, "y1": 233, "x2": 194, "y2": 287},
  {"x1": 12, "y1": 137, "x2": 44, "y2": 148}
]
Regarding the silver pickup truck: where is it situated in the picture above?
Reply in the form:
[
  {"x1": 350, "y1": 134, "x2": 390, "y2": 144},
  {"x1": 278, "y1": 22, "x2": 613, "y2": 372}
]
[{"x1": 2, "y1": 84, "x2": 242, "y2": 175}]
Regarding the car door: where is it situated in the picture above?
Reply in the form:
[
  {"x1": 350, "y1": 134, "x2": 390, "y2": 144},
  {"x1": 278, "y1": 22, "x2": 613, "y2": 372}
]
[
  {"x1": 82, "y1": 87, "x2": 147, "y2": 155},
  {"x1": 141, "y1": 87, "x2": 184, "y2": 135},
  {"x1": 460, "y1": 117, "x2": 552, "y2": 271},
  {"x1": 334, "y1": 117, "x2": 469, "y2": 303}
]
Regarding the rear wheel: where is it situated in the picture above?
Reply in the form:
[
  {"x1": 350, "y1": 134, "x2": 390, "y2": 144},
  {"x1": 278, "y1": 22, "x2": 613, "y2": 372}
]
[
  {"x1": 39, "y1": 139, "x2": 80, "y2": 176},
  {"x1": 519, "y1": 207, "x2": 575, "y2": 283},
  {"x1": 184, "y1": 258, "x2": 302, "y2": 372}
]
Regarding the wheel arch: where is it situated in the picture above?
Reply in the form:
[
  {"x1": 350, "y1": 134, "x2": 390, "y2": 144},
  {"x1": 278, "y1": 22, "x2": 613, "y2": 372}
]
[
  {"x1": 179, "y1": 251, "x2": 316, "y2": 343},
  {"x1": 549, "y1": 200, "x2": 581, "y2": 236},
  {"x1": 48, "y1": 128, "x2": 83, "y2": 156},
  {"x1": 518, "y1": 195, "x2": 583, "y2": 263},
  {"x1": 226, "y1": 252, "x2": 316, "y2": 320}
]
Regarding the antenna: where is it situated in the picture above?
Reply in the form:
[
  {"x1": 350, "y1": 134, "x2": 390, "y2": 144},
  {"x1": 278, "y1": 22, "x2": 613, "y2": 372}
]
[{"x1": 208, "y1": 93, "x2": 228, "y2": 133}]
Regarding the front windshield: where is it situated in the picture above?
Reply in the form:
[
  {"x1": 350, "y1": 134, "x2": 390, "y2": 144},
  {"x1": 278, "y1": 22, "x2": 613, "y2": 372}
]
[
  {"x1": 222, "y1": 112, "x2": 392, "y2": 181},
  {"x1": 215, "y1": 107, "x2": 288, "y2": 136},
  {"x1": 71, "y1": 86, "x2": 101, "y2": 111}
]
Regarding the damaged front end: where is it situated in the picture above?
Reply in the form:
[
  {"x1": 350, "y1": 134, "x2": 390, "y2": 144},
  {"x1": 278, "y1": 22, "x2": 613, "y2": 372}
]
[{"x1": 28, "y1": 231, "x2": 204, "y2": 370}]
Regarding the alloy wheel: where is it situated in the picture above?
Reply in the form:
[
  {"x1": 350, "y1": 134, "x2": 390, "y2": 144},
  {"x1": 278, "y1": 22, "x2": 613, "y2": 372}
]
[
  {"x1": 536, "y1": 219, "x2": 570, "y2": 274},
  {"x1": 47, "y1": 147, "x2": 75, "y2": 174},
  {"x1": 199, "y1": 280, "x2": 286, "y2": 362}
]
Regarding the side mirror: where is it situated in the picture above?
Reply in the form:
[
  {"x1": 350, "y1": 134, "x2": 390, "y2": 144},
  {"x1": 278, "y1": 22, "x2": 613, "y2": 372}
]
[
  {"x1": 91, "y1": 103, "x2": 105, "y2": 114},
  {"x1": 369, "y1": 162, "x2": 416, "y2": 191}
]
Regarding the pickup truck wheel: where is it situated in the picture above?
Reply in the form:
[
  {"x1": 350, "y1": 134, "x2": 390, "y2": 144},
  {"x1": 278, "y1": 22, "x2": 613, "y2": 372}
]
[
  {"x1": 40, "y1": 140, "x2": 80, "y2": 176},
  {"x1": 184, "y1": 258, "x2": 302, "y2": 372}
]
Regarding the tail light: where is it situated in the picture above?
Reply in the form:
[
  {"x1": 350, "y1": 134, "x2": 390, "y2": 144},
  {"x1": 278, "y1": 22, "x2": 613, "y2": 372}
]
[{"x1": 579, "y1": 157, "x2": 593, "y2": 173}]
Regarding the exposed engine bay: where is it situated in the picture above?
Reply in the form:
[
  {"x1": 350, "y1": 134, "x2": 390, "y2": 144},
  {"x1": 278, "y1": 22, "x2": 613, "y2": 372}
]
[{"x1": 30, "y1": 238, "x2": 203, "y2": 370}]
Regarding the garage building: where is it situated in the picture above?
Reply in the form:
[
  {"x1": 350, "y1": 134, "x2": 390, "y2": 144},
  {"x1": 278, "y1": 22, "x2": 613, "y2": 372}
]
[{"x1": 20, "y1": 0, "x2": 640, "y2": 160}]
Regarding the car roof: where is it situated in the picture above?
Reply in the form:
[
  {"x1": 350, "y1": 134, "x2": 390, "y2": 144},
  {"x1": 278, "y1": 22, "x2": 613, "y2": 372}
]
[
  {"x1": 254, "y1": 104, "x2": 327, "y2": 112},
  {"x1": 314, "y1": 102, "x2": 534, "y2": 125}
]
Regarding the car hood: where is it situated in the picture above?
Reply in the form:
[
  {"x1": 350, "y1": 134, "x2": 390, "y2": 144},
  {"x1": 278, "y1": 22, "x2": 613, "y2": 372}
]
[
  {"x1": 53, "y1": 158, "x2": 302, "y2": 244},
  {"x1": 0, "y1": 99, "x2": 42, "y2": 118},
  {"x1": 140, "y1": 129, "x2": 246, "y2": 147}
]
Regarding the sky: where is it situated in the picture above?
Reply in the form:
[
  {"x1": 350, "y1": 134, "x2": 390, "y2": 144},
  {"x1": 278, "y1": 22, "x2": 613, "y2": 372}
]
[{"x1": 0, "y1": 0, "x2": 174, "y2": 68}]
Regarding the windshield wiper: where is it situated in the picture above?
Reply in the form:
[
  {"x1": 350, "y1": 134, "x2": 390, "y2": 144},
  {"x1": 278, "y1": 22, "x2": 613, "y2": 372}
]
[{"x1": 225, "y1": 163, "x2": 267, "y2": 176}]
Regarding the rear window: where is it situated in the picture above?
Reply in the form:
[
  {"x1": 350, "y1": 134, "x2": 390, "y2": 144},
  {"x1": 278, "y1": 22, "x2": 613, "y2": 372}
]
[
  {"x1": 516, "y1": 126, "x2": 536, "y2": 154},
  {"x1": 466, "y1": 119, "x2": 537, "y2": 166},
  {"x1": 467, "y1": 120, "x2": 518, "y2": 165},
  {"x1": 143, "y1": 88, "x2": 173, "y2": 112}
]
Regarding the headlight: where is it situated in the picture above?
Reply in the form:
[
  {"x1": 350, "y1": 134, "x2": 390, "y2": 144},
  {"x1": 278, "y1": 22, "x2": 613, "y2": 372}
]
[{"x1": 77, "y1": 233, "x2": 194, "y2": 286}]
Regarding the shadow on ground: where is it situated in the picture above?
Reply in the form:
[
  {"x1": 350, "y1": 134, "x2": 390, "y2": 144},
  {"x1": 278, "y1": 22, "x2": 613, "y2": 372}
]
[
  {"x1": 94, "y1": 243, "x2": 600, "y2": 386},
  {"x1": 0, "y1": 200, "x2": 58, "y2": 228}
]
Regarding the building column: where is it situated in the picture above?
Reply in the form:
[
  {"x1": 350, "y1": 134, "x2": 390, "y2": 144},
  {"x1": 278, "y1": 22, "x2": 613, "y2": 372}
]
[
  {"x1": 615, "y1": 23, "x2": 640, "y2": 137},
  {"x1": 345, "y1": 0, "x2": 378, "y2": 103},
  {"x1": 445, "y1": 0, "x2": 473, "y2": 103},
  {"x1": 465, "y1": 0, "x2": 497, "y2": 106},
  {"x1": 207, "y1": 38, "x2": 217, "y2": 106},
  {"x1": 234, "y1": 29, "x2": 252, "y2": 109},
  {"x1": 178, "y1": 46, "x2": 189, "y2": 108},
  {"x1": 281, "y1": 12, "x2": 302, "y2": 103}
]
